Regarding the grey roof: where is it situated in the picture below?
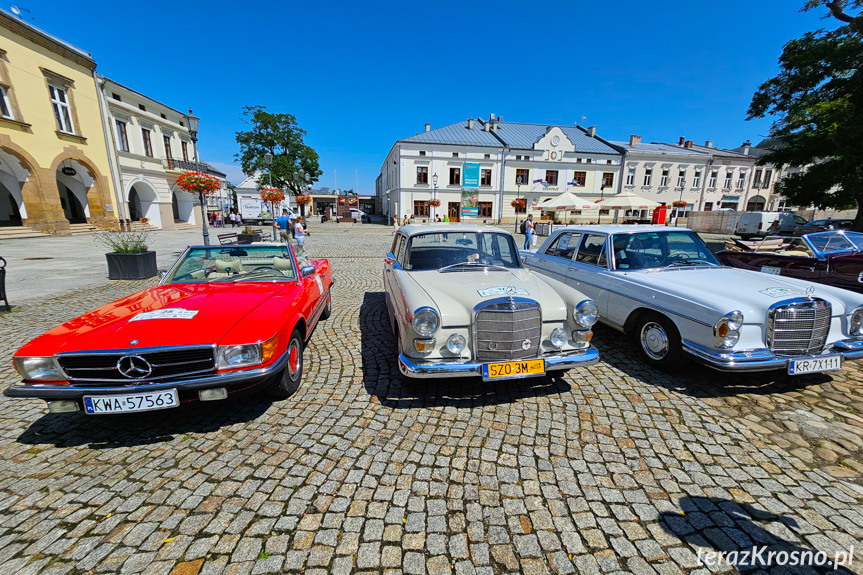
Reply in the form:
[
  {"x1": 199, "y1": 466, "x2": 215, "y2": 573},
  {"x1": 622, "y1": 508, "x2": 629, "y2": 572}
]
[
  {"x1": 495, "y1": 123, "x2": 619, "y2": 154},
  {"x1": 400, "y1": 121, "x2": 503, "y2": 147},
  {"x1": 661, "y1": 142, "x2": 756, "y2": 160},
  {"x1": 609, "y1": 141, "x2": 711, "y2": 157}
]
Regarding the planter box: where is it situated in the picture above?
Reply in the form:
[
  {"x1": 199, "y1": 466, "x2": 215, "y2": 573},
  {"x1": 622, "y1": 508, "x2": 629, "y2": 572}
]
[
  {"x1": 238, "y1": 233, "x2": 263, "y2": 244},
  {"x1": 105, "y1": 251, "x2": 158, "y2": 280}
]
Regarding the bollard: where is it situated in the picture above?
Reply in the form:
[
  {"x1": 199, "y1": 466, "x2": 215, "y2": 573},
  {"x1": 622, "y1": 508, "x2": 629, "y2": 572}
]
[{"x1": 0, "y1": 256, "x2": 8, "y2": 311}]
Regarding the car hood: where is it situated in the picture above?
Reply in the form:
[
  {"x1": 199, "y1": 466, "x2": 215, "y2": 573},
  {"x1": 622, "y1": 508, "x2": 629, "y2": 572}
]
[
  {"x1": 18, "y1": 283, "x2": 291, "y2": 356},
  {"x1": 406, "y1": 267, "x2": 566, "y2": 326},
  {"x1": 618, "y1": 266, "x2": 854, "y2": 318}
]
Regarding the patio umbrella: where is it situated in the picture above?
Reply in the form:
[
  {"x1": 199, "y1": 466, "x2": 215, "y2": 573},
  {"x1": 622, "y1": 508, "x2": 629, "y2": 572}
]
[
  {"x1": 533, "y1": 191, "x2": 598, "y2": 223},
  {"x1": 594, "y1": 191, "x2": 659, "y2": 210}
]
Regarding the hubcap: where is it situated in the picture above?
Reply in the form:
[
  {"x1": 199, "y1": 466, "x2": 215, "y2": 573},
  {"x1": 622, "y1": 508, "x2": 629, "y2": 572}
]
[
  {"x1": 641, "y1": 322, "x2": 669, "y2": 360},
  {"x1": 288, "y1": 339, "x2": 301, "y2": 378}
]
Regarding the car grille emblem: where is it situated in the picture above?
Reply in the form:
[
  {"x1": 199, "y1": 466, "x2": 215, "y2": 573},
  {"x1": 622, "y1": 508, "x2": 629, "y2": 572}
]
[
  {"x1": 521, "y1": 339, "x2": 531, "y2": 350},
  {"x1": 129, "y1": 339, "x2": 139, "y2": 345},
  {"x1": 805, "y1": 286, "x2": 815, "y2": 297},
  {"x1": 506, "y1": 286, "x2": 518, "y2": 295},
  {"x1": 117, "y1": 355, "x2": 153, "y2": 379}
]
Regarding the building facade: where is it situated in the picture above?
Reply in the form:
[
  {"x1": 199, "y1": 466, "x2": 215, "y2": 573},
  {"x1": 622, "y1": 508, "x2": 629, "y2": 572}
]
[
  {"x1": 0, "y1": 9, "x2": 116, "y2": 234},
  {"x1": 379, "y1": 117, "x2": 623, "y2": 223}
]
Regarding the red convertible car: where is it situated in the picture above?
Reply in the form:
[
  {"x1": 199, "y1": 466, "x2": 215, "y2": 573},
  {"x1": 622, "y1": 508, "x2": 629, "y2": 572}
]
[
  {"x1": 717, "y1": 230, "x2": 863, "y2": 294},
  {"x1": 6, "y1": 243, "x2": 333, "y2": 415}
]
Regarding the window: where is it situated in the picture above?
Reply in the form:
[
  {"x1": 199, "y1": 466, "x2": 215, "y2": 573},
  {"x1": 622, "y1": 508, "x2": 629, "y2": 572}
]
[
  {"x1": 763, "y1": 169, "x2": 772, "y2": 187},
  {"x1": 607, "y1": 159, "x2": 612, "y2": 164},
  {"x1": 643, "y1": 168, "x2": 652, "y2": 186},
  {"x1": 49, "y1": 85, "x2": 74, "y2": 133},
  {"x1": 602, "y1": 173, "x2": 614, "y2": 188},
  {"x1": 545, "y1": 232, "x2": 582, "y2": 260},
  {"x1": 709, "y1": 170, "x2": 718, "y2": 188},
  {"x1": 160, "y1": 113, "x2": 167, "y2": 119},
  {"x1": 572, "y1": 171, "x2": 586, "y2": 187},
  {"x1": 111, "y1": 92, "x2": 121, "y2": 101},
  {"x1": 754, "y1": 169, "x2": 763, "y2": 188},
  {"x1": 677, "y1": 169, "x2": 686, "y2": 188},
  {"x1": 704, "y1": 202, "x2": 713, "y2": 211},
  {"x1": 515, "y1": 168, "x2": 530, "y2": 186},
  {"x1": 737, "y1": 173, "x2": 746, "y2": 189},
  {"x1": 449, "y1": 167, "x2": 460, "y2": 185},
  {"x1": 546, "y1": 170, "x2": 558, "y2": 185},
  {"x1": 478, "y1": 202, "x2": 492, "y2": 217},
  {"x1": 0, "y1": 84, "x2": 12, "y2": 119},
  {"x1": 419, "y1": 150, "x2": 426, "y2": 156},
  {"x1": 724, "y1": 171, "x2": 733, "y2": 189},
  {"x1": 115, "y1": 120, "x2": 129, "y2": 152},
  {"x1": 626, "y1": 167, "x2": 635, "y2": 186},
  {"x1": 586, "y1": 159, "x2": 592, "y2": 164},
  {"x1": 413, "y1": 200, "x2": 429, "y2": 217},
  {"x1": 452, "y1": 152, "x2": 459, "y2": 158},
  {"x1": 142, "y1": 128, "x2": 153, "y2": 157},
  {"x1": 693, "y1": 171, "x2": 701, "y2": 188},
  {"x1": 484, "y1": 154, "x2": 491, "y2": 159},
  {"x1": 660, "y1": 169, "x2": 669, "y2": 187},
  {"x1": 417, "y1": 166, "x2": 428, "y2": 184},
  {"x1": 163, "y1": 135, "x2": 172, "y2": 159},
  {"x1": 575, "y1": 234, "x2": 607, "y2": 267},
  {"x1": 481, "y1": 169, "x2": 492, "y2": 186},
  {"x1": 139, "y1": 104, "x2": 146, "y2": 111}
]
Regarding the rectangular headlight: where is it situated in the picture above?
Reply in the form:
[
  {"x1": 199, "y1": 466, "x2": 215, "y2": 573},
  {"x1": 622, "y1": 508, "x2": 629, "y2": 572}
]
[
  {"x1": 217, "y1": 344, "x2": 262, "y2": 370},
  {"x1": 13, "y1": 357, "x2": 66, "y2": 381}
]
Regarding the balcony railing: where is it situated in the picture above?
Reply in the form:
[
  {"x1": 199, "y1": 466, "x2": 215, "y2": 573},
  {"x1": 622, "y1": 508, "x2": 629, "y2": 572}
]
[{"x1": 163, "y1": 157, "x2": 221, "y2": 176}]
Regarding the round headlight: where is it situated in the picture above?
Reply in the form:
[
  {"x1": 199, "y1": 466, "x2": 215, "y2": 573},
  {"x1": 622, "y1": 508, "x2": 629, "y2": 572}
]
[
  {"x1": 550, "y1": 328, "x2": 568, "y2": 348},
  {"x1": 447, "y1": 333, "x2": 467, "y2": 354},
  {"x1": 725, "y1": 311, "x2": 744, "y2": 331},
  {"x1": 412, "y1": 308, "x2": 440, "y2": 337},
  {"x1": 851, "y1": 306, "x2": 863, "y2": 336},
  {"x1": 574, "y1": 300, "x2": 599, "y2": 327},
  {"x1": 721, "y1": 331, "x2": 740, "y2": 348}
]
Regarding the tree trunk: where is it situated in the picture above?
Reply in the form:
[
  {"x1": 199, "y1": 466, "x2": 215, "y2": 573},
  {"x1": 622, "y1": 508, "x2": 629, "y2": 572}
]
[{"x1": 853, "y1": 202, "x2": 863, "y2": 232}]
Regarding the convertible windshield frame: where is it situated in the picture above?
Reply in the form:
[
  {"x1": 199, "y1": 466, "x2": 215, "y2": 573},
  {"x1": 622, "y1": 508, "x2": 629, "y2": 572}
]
[
  {"x1": 609, "y1": 230, "x2": 721, "y2": 271},
  {"x1": 161, "y1": 244, "x2": 299, "y2": 285},
  {"x1": 404, "y1": 231, "x2": 522, "y2": 271},
  {"x1": 804, "y1": 230, "x2": 863, "y2": 258}
]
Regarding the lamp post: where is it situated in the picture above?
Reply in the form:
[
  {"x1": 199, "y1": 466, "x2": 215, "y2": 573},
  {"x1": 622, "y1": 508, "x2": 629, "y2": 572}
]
[
  {"x1": 515, "y1": 175, "x2": 523, "y2": 232},
  {"x1": 264, "y1": 152, "x2": 277, "y2": 241},
  {"x1": 432, "y1": 172, "x2": 438, "y2": 221},
  {"x1": 597, "y1": 184, "x2": 608, "y2": 225},
  {"x1": 185, "y1": 109, "x2": 208, "y2": 245}
]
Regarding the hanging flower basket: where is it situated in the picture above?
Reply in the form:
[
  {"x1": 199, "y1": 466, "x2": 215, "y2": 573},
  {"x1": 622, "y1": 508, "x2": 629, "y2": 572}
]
[
  {"x1": 260, "y1": 188, "x2": 284, "y2": 203},
  {"x1": 672, "y1": 200, "x2": 688, "y2": 208},
  {"x1": 176, "y1": 172, "x2": 221, "y2": 195},
  {"x1": 295, "y1": 194, "x2": 312, "y2": 206},
  {"x1": 429, "y1": 199, "x2": 441, "y2": 207},
  {"x1": 511, "y1": 199, "x2": 526, "y2": 209}
]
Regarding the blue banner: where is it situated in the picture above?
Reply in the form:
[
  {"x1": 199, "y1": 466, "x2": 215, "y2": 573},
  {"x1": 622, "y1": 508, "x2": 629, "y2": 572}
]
[
  {"x1": 461, "y1": 208, "x2": 479, "y2": 217},
  {"x1": 462, "y1": 163, "x2": 480, "y2": 188}
]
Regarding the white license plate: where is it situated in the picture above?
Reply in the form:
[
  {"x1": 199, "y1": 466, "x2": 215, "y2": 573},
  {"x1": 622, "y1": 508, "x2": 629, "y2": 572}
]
[
  {"x1": 83, "y1": 389, "x2": 179, "y2": 414},
  {"x1": 788, "y1": 355, "x2": 842, "y2": 375}
]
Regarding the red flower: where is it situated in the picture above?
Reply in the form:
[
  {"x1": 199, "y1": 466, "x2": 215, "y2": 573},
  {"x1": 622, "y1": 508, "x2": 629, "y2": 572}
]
[
  {"x1": 176, "y1": 172, "x2": 221, "y2": 195},
  {"x1": 260, "y1": 188, "x2": 285, "y2": 203},
  {"x1": 295, "y1": 195, "x2": 312, "y2": 205}
]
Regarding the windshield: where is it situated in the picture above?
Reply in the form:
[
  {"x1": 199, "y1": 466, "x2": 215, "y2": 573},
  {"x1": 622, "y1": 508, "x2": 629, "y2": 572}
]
[
  {"x1": 806, "y1": 231, "x2": 863, "y2": 254},
  {"x1": 611, "y1": 231, "x2": 720, "y2": 270},
  {"x1": 164, "y1": 246, "x2": 297, "y2": 283},
  {"x1": 406, "y1": 231, "x2": 521, "y2": 271}
]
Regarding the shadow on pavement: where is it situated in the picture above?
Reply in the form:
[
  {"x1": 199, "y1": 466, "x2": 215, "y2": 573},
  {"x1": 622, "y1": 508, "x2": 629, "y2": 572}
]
[
  {"x1": 16, "y1": 394, "x2": 273, "y2": 449},
  {"x1": 359, "y1": 291, "x2": 571, "y2": 408},
  {"x1": 659, "y1": 495, "x2": 855, "y2": 574}
]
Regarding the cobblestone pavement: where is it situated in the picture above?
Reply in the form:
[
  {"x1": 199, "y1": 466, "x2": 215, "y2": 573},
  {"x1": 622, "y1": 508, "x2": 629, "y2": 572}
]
[{"x1": 1, "y1": 224, "x2": 863, "y2": 575}]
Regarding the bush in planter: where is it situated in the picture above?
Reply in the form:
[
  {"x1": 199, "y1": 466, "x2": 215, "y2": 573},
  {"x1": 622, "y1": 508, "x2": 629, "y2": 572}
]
[
  {"x1": 94, "y1": 229, "x2": 158, "y2": 280},
  {"x1": 238, "y1": 226, "x2": 263, "y2": 244}
]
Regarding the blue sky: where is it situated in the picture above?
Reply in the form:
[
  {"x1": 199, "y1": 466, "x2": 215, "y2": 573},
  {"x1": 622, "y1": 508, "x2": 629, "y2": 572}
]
[{"x1": 19, "y1": 1, "x2": 832, "y2": 189}]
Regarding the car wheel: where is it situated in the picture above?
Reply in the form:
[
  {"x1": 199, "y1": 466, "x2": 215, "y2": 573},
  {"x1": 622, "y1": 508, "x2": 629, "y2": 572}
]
[
  {"x1": 320, "y1": 291, "x2": 331, "y2": 320},
  {"x1": 634, "y1": 313, "x2": 682, "y2": 370},
  {"x1": 267, "y1": 329, "x2": 303, "y2": 398}
]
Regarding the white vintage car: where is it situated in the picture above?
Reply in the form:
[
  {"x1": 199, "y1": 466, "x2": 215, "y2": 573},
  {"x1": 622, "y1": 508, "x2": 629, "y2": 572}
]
[
  {"x1": 521, "y1": 225, "x2": 863, "y2": 374},
  {"x1": 383, "y1": 224, "x2": 599, "y2": 379}
]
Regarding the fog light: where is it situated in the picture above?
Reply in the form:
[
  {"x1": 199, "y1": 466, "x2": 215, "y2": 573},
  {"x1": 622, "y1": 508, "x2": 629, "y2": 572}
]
[
  {"x1": 199, "y1": 388, "x2": 228, "y2": 401},
  {"x1": 47, "y1": 400, "x2": 79, "y2": 413},
  {"x1": 447, "y1": 333, "x2": 467, "y2": 354},
  {"x1": 572, "y1": 330, "x2": 593, "y2": 344},
  {"x1": 413, "y1": 338, "x2": 436, "y2": 352},
  {"x1": 550, "y1": 328, "x2": 567, "y2": 349}
]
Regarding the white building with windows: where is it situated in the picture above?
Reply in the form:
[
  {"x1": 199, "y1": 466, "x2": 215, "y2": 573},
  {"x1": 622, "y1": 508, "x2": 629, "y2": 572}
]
[
  {"x1": 97, "y1": 77, "x2": 226, "y2": 230},
  {"x1": 378, "y1": 116, "x2": 623, "y2": 223}
]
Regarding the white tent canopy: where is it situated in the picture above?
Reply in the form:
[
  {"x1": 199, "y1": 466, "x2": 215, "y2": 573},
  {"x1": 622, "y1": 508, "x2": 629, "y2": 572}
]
[
  {"x1": 533, "y1": 191, "x2": 598, "y2": 211},
  {"x1": 595, "y1": 191, "x2": 659, "y2": 210}
]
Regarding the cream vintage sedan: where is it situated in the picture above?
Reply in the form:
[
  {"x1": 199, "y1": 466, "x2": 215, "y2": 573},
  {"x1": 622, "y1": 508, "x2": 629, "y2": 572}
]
[{"x1": 383, "y1": 224, "x2": 599, "y2": 380}]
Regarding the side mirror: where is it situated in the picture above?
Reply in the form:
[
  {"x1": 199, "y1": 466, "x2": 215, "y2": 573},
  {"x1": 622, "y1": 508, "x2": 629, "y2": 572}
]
[
  {"x1": 159, "y1": 270, "x2": 168, "y2": 278},
  {"x1": 301, "y1": 265, "x2": 315, "y2": 278}
]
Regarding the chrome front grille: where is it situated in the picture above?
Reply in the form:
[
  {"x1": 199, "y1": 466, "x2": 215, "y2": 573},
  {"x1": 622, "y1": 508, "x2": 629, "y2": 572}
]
[
  {"x1": 475, "y1": 300, "x2": 542, "y2": 361},
  {"x1": 767, "y1": 299, "x2": 831, "y2": 358},
  {"x1": 57, "y1": 346, "x2": 217, "y2": 385}
]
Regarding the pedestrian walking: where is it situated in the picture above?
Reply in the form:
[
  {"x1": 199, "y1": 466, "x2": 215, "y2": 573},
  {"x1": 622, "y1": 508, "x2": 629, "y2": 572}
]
[
  {"x1": 294, "y1": 216, "x2": 308, "y2": 252},
  {"x1": 276, "y1": 209, "x2": 292, "y2": 243},
  {"x1": 523, "y1": 214, "x2": 535, "y2": 250},
  {"x1": 392, "y1": 216, "x2": 399, "y2": 235}
]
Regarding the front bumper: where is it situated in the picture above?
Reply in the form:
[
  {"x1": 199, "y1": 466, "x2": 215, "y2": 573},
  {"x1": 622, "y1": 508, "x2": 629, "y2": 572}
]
[
  {"x1": 398, "y1": 346, "x2": 599, "y2": 379},
  {"x1": 3, "y1": 348, "x2": 290, "y2": 401},
  {"x1": 682, "y1": 338, "x2": 863, "y2": 372}
]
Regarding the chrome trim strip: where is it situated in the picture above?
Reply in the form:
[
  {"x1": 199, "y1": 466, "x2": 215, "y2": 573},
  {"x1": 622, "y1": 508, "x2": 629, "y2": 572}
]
[
  {"x1": 398, "y1": 346, "x2": 600, "y2": 378},
  {"x1": 682, "y1": 338, "x2": 863, "y2": 372},
  {"x1": 55, "y1": 346, "x2": 217, "y2": 382}
]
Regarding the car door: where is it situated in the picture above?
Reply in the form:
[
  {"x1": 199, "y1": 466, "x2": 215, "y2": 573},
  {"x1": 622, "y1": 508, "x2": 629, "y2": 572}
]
[
  {"x1": 566, "y1": 233, "x2": 611, "y2": 315},
  {"x1": 384, "y1": 234, "x2": 407, "y2": 329},
  {"x1": 523, "y1": 231, "x2": 582, "y2": 282}
]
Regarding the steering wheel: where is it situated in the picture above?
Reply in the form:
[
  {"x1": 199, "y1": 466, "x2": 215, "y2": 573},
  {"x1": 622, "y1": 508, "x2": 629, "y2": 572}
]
[{"x1": 252, "y1": 266, "x2": 274, "y2": 272}]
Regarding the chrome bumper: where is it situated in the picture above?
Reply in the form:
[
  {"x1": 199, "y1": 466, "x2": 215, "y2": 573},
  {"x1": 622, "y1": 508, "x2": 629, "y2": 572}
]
[
  {"x1": 682, "y1": 338, "x2": 863, "y2": 372},
  {"x1": 398, "y1": 346, "x2": 599, "y2": 379},
  {"x1": 3, "y1": 348, "x2": 291, "y2": 400}
]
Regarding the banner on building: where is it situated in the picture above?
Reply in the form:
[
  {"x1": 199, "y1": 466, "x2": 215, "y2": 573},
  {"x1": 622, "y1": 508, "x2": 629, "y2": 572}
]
[
  {"x1": 461, "y1": 188, "x2": 479, "y2": 217},
  {"x1": 462, "y1": 163, "x2": 480, "y2": 188}
]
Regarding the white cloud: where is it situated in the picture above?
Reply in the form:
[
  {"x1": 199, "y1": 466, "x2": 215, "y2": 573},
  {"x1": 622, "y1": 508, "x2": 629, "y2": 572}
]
[{"x1": 207, "y1": 161, "x2": 246, "y2": 186}]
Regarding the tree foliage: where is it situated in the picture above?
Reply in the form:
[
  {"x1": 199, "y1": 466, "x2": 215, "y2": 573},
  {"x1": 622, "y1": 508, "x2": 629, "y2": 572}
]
[
  {"x1": 747, "y1": 0, "x2": 863, "y2": 225},
  {"x1": 235, "y1": 106, "x2": 323, "y2": 196}
]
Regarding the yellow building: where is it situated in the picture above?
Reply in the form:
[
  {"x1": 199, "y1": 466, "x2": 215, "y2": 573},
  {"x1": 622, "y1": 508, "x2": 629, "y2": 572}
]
[{"x1": 0, "y1": 10, "x2": 117, "y2": 235}]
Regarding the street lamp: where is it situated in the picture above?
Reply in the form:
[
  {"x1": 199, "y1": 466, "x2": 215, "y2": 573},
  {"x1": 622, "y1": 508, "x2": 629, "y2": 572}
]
[
  {"x1": 185, "y1": 109, "x2": 208, "y2": 245},
  {"x1": 264, "y1": 152, "x2": 277, "y2": 240},
  {"x1": 597, "y1": 184, "x2": 608, "y2": 224},
  {"x1": 432, "y1": 172, "x2": 438, "y2": 221},
  {"x1": 515, "y1": 175, "x2": 523, "y2": 232}
]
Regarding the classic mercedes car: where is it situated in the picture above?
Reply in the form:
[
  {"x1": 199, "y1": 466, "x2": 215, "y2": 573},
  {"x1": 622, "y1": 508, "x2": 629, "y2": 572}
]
[
  {"x1": 521, "y1": 225, "x2": 863, "y2": 373},
  {"x1": 6, "y1": 243, "x2": 332, "y2": 414},
  {"x1": 717, "y1": 230, "x2": 863, "y2": 293},
  {"x1": 384, "y1": 224, "x2": 599, "y2": 379}
]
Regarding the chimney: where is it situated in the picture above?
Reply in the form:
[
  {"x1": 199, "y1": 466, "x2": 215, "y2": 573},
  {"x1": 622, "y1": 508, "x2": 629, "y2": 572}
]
[
  {"x1": 425, "y1": 123, "x2": 430, "y2": 132},
  {"x1": 742, "y1": 139, "x2": 751, "y2": 155},
  {"x1": 467, "y1": 118, "x2": 474, "y2": 130},
  {"x1": 490, "y1": 113, "x2": 495, "y2": 121},
  {"x1": 629, "y1": 135, "x2": 641, "y2": 146},
  {"x1": 705, "y1": 140, "x2": 714, "y2": 148},
  {"x1": 483, "y1": 120, "x2": 490, "y2": 132},
  {"x1": 587, "y1": 126, "x2": 596, "y2": 138},
  {"x1": 498, "y1": 116, "x2": 503, "y2": 122},
  {"x1": 684, "y1": 140, "x2": 693, "y2": 149}
]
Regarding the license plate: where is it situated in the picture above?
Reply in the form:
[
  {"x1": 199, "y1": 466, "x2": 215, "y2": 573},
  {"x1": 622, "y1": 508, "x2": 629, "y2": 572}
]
[
  {"x1": 788, "y1": 355, "x2": 842, "y2": 375},
  {"x1": 482, "y1": 359, "x2": 545, "y2": 380},
  {"x1": 83, "y1": 389, "x2": 179, "y2": 414}
]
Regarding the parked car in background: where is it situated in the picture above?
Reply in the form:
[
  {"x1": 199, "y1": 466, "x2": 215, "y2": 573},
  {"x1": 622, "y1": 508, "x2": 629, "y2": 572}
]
[
  {"x1": 717, "y1": 230, "x2": 863, "y2": 294},
  {"x1": 521, "y1": 225, "x2": 863, "y2": 373},
  {"x1": 384, "y1": 224, "x2": 599, "y2": 379},
  {"x1": 6, "y1": 244, "x2": 333, "y2": 414},
  {"x1": 349, "y1": 208, "x2": 369, "y2": 222},
  {"x1": 735, "y1": 212, "x2": 807, "y2": 239},
  {"x1": 793, "y1": 218, "x2": 854, "y2": 235}
]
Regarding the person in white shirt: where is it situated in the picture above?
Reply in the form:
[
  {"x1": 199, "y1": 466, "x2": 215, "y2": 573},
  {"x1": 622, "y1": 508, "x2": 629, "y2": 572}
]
[{"x1": 294, "y1": 216, "x2": 307, "y2": 252}]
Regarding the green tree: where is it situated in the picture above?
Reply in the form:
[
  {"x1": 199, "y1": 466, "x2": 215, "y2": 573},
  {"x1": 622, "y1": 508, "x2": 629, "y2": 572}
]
[
  {"x1": 235, "y1": 106, "x2": 323, "y2": 196},
  {"x1": 747, "y1": 0, "x2": 863, "y2": 228}
]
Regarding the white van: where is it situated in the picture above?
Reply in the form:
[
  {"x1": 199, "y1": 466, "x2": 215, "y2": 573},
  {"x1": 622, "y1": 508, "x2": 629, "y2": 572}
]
[{"x1": 735, "y1": 212, "x2": 807, "y2": 239}]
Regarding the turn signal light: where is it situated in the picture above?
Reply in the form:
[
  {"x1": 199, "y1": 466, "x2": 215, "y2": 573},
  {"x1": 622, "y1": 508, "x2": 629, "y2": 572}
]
[
  {"x1": 261, "y1": 333, "x2": 279, "y2": 363},
  {"x1": 413, "y1": 338, "x2": 436, "y2": 352},
  {"x1": 717, "y1": 324, "x2": 729, "y2": 338}
]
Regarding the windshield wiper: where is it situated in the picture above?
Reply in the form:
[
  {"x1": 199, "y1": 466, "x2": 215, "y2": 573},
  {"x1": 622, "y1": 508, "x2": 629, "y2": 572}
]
[
  {"x1": 439, "y1": 261, "x2": 509, "y2": 272},
  {"x1": 209, "y1": 270, "x2": 284, "y2": 283},
  {"x1": 664, "y1": 260, "x2": 717, "y2": 268}
]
